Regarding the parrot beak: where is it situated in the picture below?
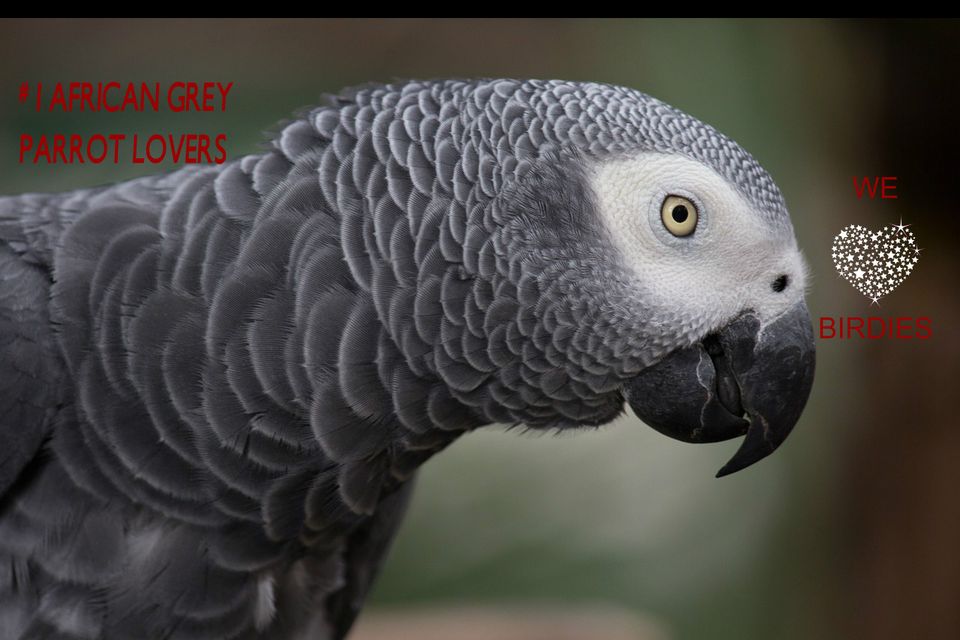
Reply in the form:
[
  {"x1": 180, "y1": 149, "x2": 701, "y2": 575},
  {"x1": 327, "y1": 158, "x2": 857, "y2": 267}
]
[{"x1": 623, "y1": 301, "x2": 815, "y2": 477}]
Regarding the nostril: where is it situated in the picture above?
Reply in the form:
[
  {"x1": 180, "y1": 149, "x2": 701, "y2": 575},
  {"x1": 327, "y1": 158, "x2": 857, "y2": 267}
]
[{"x1": 772, "y1": 274, "x2": 789, "y2": 293}]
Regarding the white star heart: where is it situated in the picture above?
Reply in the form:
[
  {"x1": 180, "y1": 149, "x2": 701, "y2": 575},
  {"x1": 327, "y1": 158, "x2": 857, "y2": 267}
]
[{"x1": 832, "y1": 223, "x2": 919, "y2": 301}]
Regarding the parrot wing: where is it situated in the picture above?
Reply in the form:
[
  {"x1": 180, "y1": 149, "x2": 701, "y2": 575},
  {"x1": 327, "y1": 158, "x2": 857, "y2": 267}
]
[{"x1": 0, "y1": 243, "x2": 58, "y2": 500}]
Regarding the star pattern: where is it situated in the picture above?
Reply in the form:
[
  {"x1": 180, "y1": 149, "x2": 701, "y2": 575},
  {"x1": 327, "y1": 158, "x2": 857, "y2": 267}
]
[{"x1": 832, "y1": 223, "x2": 919, "y2": 302}]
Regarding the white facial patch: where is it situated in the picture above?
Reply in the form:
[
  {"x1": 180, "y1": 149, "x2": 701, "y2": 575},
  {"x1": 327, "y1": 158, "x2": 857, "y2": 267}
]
[{"x1": 589, "y1": 153, "x2": 808, "y2": 346}]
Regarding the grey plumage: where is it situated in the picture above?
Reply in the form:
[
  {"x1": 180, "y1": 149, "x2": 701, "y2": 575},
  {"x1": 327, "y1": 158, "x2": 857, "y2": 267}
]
[{"x1": 0, "y1": 79, "x2": 812, "y2": 639}]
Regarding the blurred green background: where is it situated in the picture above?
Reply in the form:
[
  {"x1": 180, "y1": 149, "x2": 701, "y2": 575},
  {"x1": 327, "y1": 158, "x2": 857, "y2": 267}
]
[{"x1": 2, "y1": 18, "x2": 958, "y2": 640}]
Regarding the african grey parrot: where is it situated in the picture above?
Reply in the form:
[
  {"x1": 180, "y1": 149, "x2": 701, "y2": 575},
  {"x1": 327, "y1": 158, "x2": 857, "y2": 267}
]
[{"x1": 0, "y1": 78, "x2": 815, "y2": 639}]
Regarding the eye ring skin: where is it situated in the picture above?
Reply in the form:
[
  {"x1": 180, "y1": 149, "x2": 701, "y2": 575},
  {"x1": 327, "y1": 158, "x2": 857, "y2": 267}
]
[
  {"x1": 646, "y1": 188, "x2": 709, "y2": 249},
  {"x1": 661, "y1": 194, "x2": 698, "y2": 237}
]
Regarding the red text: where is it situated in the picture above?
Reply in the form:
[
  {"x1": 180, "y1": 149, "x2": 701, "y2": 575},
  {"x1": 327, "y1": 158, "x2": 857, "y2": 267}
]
[{"x1": 819, "y1": 316, "x2": 932, "y2": 340}]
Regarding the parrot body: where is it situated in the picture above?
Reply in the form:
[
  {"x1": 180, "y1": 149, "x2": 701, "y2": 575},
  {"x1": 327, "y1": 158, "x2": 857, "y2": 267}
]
[{"x1": 0, "y1": 79, "x2": 815, "y2": 639}]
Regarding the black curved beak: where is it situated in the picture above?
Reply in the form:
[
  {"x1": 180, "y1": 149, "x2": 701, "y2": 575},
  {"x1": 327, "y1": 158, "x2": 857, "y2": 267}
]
[{"x1": 623, "y1": 301, "x2": 815, "y2": 477}]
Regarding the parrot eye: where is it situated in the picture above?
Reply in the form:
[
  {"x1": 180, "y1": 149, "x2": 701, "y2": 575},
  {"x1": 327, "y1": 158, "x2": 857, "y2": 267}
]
[{"x1": 661, "y1": 195, "x2": 698, "y2": 237}]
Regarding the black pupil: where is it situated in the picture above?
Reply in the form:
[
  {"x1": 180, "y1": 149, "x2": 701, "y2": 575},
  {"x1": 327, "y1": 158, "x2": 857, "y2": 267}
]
[{"x1": 671, "y1": 205, "x2": 689, "y2": 224}]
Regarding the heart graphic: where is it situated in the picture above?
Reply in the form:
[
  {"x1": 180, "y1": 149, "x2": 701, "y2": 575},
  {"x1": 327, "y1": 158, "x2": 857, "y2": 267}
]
[{"x1": 832, "y1": 222, "x2": 919, "y2": 302}]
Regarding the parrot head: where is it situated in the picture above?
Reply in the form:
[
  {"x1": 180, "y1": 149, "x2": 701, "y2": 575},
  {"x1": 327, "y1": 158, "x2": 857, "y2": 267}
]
[
  {"x1": 476, "y1": 82, "x2": 816, "y2": 477},
  {"x1": 591, "y1": 153, "x2": 815, "y2": 476}
]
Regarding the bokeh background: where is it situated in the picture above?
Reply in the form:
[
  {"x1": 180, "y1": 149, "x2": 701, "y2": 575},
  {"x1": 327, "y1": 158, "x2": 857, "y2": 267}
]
[{"x1": 2, "y1": 18, "x2": 958, "y2": 640}]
